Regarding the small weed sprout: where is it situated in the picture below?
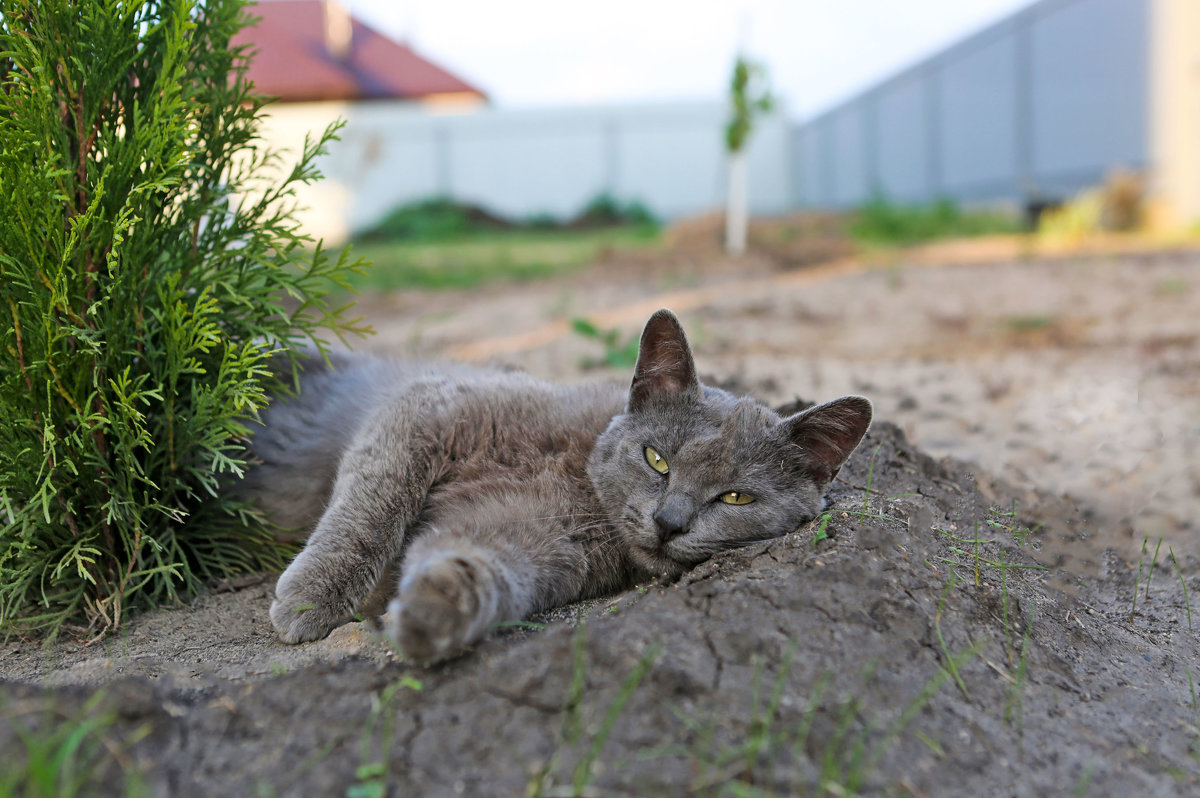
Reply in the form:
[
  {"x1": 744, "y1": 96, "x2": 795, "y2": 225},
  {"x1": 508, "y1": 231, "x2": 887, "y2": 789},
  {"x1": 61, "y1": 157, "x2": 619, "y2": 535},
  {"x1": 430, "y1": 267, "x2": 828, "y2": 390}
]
[
  {"x1": 1128, "y1": 535, "x2": 1166, "y2": 624},
  {"x1": 527, "y1": 623, "x2": 661, "y2": 798},
  {"x1": 1004, "y1": 600, "x2": 1037, "y2": 728},
  {"x1": 494, "y1": 620, "x2": 549, "y2": 631},
  {"x1": 934, "y1": 572, "x2": 971, "y2": 700},
  {"x1": 859, "y1": 444, "x2": 883, "y2": 525},
  {"x1": 570, "y1": 318, "x2": 641, "y2": 369},
  {"x1": 1143, "y1": 537, "x2": 1163, "y2": 603},
  {"x1": 1171, "y1": 547, "x2": 1193, "y2": 634},
  {"x1": 659, "y1": 645, "x2": 982, "y2": 795},
  {"x1": 1, "y1": 691, "x2": 150, "y2": 796},
  {"x1": 812, "y1": 512, "x2": 833, "y2": 545},
  {"x1": 986, "y1": 502, "x2": 1041, "y2": 548},
  {"x1": 570, "y1": 645, "x2": 661, "y2": 795},
  {"x1": 345, "y1": 680, "x2": 409, "y2": 798}
]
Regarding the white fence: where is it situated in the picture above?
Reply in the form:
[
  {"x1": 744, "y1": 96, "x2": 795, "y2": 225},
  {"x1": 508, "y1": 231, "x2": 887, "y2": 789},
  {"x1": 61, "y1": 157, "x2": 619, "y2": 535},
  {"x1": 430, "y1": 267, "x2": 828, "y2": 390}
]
[{"x1": 263, "y1": 100, "x2": 794, "y2": 244}]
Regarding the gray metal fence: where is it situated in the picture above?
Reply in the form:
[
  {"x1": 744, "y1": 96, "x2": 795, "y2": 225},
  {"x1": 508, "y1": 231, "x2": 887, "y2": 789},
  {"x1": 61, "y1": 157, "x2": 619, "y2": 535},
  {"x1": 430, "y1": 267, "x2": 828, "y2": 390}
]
[{"x1": 793, "y1": 0, "x2": 1150, "y2": 210}]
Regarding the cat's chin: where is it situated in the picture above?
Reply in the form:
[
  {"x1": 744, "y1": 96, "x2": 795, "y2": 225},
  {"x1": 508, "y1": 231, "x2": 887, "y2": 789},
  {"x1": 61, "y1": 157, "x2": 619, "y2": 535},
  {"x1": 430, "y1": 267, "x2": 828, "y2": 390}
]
[{"x1": 628, "y1": 543, "x2": 692, "y2": 581}]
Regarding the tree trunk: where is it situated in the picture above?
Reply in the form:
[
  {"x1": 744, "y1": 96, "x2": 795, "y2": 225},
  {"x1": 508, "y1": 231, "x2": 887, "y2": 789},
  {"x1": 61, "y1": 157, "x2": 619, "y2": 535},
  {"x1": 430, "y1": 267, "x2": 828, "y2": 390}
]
[{"x1": 725, "y1": 150, "x2": 748, "y2": 256}]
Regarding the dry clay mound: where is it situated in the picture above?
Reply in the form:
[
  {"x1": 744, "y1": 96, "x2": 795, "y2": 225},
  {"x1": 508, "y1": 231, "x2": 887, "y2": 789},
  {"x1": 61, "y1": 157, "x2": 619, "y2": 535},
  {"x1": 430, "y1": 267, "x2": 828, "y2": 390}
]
[{"x1": 2, "y1": 411, "x2": 1197, "y2": 796}]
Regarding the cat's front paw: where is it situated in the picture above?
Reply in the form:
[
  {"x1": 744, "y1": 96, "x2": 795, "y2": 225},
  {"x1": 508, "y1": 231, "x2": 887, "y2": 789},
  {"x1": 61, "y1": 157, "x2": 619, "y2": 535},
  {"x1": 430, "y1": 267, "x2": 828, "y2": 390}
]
[
  {"x1": 270, "y1": 563, "x2": 347, "y2": 644},
  {"x1": 384, "y1": 554, "x2": 484, "y2": 664},
  {"x1": 270, "y1": 593, "x2": 345, "y2": 644}
]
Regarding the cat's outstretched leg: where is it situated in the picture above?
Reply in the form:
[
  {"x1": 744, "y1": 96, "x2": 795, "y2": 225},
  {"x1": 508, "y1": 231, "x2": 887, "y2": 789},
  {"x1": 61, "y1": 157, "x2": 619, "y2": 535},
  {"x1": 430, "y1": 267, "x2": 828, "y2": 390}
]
[
  {"x1": 385, "y1": 524, "x2": 586, "y2": 664},
  {"x1": 270, "y1": 397, "x2": 440, "y2": 643}
]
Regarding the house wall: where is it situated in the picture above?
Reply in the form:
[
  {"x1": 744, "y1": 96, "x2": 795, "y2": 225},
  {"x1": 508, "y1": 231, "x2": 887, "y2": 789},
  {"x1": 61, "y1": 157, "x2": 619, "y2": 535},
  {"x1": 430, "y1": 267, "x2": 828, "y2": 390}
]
[
  {"x1": 792, "y1": 0, "x2": 1151, "y2": 209},
  {"x1": 1149, "y1": 0, "x2": 1200, "y2": 227},
  {"x1": 258, "y1": 101, "x2": 793, "y2": 244}
]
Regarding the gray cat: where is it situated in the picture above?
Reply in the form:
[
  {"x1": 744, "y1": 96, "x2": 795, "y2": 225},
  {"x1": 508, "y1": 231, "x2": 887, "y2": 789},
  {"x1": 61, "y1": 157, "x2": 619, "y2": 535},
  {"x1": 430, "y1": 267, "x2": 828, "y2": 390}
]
[{"x1": 249, "y1": 309, "x2": 871, "y2": 663}]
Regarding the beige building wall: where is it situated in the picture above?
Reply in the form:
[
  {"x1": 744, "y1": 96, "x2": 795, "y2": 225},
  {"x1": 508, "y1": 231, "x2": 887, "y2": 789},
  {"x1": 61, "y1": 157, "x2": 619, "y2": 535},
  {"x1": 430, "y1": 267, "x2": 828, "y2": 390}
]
[
  {"x1": 1150, "y1": 0, "x2": 1200, "y2": 229},
  {"x1": 254, "y1": 102, "x2": 357, "y2": 245}
]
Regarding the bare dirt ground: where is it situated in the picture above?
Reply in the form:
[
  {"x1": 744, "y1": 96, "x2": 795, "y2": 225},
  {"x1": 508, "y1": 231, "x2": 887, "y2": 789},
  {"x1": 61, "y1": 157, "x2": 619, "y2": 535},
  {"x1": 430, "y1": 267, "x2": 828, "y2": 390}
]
[{"x1": 3, "y1": 222, "x2": 1199, "y2": 796}]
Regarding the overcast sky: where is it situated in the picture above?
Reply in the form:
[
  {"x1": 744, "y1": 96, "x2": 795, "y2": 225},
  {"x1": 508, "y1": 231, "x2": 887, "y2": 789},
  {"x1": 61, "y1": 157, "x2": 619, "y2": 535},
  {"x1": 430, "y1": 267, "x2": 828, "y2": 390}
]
[{"x1": 334, "y1": 0, "x2": 1033, "y2": 118}]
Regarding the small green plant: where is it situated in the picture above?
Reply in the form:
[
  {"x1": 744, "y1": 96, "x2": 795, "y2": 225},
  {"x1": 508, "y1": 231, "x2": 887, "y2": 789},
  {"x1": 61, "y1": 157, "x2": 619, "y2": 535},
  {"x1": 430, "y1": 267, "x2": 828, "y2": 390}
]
[
  {"x1": 1004, "y1": 314, "x2": 1057, "y2": 332},
  {"x1": 858, "y1": 444, "x2": 883, "y2": 525},
  {"x1": 1171, "y1": 546, "x2": 1193, "y2": 634},
  {"x1": 1144, "y1": 537, "x2": 1163, "y2": 602},
  {"x1": 849, "y1": 195, "x2": 1019, "y2": 246},
  {"x1": 356, "y1": 197, "x2": 507, "y2": 243},
  {"x1": 934, "y1": 572, "x2": 971, "y2": 700},
  {"x1": 1, "y1": 691, "x2": 149, "y2": 797},
  {"x1": 681, "y1": 644, "x2": 982, "y2": 795},
  {"x1": 493, "y1": 619, "x2": 548, "y2": 631},
  {"x1": 358, "y1": 194, "x2": 657, "y2": 245},
  {"x1": 933, "y1": 528, "x2": 1049, "y2": 578},
  {"x1": 572, "y1": 193, "x2": 658, "y2": 229},
  {"x1": 1154, "y1": 277, "x2": 1188, "y2": 297},
  {"x1": 811, "y1": 512, "x2": 833, "y2": 545},
  {"x1": 1004, "y1": 600, "x2": 1036, "y2": 727},
  {"x1": 986, "y1": 503, "x2": 1041, "y2": 547},
  {"x1": 570, "y1": 318, "x2": 641, "y2": 370},
  {"x1": 527, "y1": 623, "x2": 661, "y2": 798},
  {"x1": 345, "y1": 675, "x2": 423, "y2": 798},
  {"x1": 724, "y1": 55, "x2": 773, "y2": 256},
  {"x1": 0, "y1": 0, "x2": 365, "y2": 637},
  {"x1": 1131, "y1": 536, "x2": 1151, "y2": 620}
]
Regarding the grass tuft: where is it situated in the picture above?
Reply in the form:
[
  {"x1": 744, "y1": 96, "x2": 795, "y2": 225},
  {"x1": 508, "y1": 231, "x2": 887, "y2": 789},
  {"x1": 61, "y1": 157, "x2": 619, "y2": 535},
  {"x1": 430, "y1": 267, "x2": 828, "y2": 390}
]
[
  {"x1": 1, "y1": 691, "x2": 149, "y2": 797},
  {"x1": 849, "y1": 196, "x2": 1019, "y2": 246},
  {"x1": 527, "y1": 623, "x2": 661, "y2": 798},
  {"x1": 859, "y1": 444, "x2": 883, "y2": 526},
  {"x1": 1171, "y1": 547, "x2": 1193, "y2": 634},
  {"x1": 347, "y1": 226, "x2": 660, "y2": 293},
  {"x1": 570, "y1": 318, "x2": 642, "y2": 370}
]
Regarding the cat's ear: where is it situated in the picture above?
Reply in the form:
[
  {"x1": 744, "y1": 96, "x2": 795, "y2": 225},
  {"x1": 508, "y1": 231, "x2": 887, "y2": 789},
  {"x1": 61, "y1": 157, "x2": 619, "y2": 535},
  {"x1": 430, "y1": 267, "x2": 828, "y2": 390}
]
[
  {"x1": 783, "y1": 396, "x2": 873, "y2": 484},
  {"x1": 629, "y1": 309, "x2": 701, "y2": 411}
]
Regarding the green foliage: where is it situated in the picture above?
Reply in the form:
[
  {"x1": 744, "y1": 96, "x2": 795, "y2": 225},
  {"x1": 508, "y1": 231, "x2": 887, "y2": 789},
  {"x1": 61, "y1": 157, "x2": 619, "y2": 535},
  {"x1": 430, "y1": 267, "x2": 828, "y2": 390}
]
[
  {"x1": 1, "y1": 691, "x2": 149, "y2": 797},
  {"x1": 572, "y1": 193, "x2": 657, "y2": 228},
  {"x1": 358, "y1": 193, "x2": 658, "y2": 245},
  {"x1": 725, "y1": 56, "x2": 773, "y2": 153},
  {"x1": 356, "y1": 197, "x2": 507, "y2": 243},
  {"x1": 0, "y1": 0, "x2": 366, "y2": 636},
  {"x1": 570, "y1": 318, "x2": 641, "y2": 370},
  {"x1": 849, "y1": 195, "x2": 1020, "y2": 245},
  {"x1": 348, "y1": 225, "x2": 660, "y2": 292}
]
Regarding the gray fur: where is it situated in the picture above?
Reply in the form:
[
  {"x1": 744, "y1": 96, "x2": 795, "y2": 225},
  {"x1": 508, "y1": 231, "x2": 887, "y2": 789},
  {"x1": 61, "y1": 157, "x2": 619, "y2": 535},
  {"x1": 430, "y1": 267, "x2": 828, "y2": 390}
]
[{"x1": 250, "y1": 309, "x2": 871, "y2": 663}]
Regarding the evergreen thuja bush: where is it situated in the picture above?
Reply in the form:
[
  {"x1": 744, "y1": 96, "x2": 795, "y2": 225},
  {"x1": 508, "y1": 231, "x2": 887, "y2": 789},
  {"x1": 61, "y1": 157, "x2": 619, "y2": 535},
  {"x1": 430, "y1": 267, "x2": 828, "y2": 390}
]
[{"x1": 0, "y1": 0, "x2": 367, "y2": 636}]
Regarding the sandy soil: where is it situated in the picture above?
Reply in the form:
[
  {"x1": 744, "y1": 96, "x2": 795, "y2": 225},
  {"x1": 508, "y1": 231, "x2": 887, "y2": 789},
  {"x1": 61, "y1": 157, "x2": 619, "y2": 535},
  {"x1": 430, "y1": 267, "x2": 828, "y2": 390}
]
[{"x1": 2, "y1": 227, "x2": 1199, "y2": 796}]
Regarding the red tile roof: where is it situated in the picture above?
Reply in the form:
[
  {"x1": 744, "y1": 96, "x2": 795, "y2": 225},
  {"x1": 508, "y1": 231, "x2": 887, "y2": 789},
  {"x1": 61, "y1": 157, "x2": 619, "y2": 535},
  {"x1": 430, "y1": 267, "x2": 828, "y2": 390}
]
[{"x1": 233, "y1": 0, "x2": 488, "y2": 103}]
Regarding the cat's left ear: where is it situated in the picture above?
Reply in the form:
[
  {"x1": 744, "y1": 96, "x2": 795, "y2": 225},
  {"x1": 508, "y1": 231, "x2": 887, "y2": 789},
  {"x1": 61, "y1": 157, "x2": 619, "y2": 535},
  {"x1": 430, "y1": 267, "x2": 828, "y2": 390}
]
[
  {"x1": 629, "y1": 308, "x2": 701, "y2": 411},
  {"x1": 783, "y1": 396, "x2": 873, "y2": 484}
]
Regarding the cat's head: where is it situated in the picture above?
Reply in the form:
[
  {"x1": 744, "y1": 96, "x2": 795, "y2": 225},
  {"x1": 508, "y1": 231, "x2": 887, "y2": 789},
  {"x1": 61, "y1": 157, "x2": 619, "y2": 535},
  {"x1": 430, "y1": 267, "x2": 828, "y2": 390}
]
[{"x1": 588, "y1": 309, "x2": 872, "y2": 579}]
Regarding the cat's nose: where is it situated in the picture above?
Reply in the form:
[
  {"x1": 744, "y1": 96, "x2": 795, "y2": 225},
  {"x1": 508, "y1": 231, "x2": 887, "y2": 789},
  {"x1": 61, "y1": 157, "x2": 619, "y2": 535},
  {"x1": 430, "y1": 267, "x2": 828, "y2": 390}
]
[{"x1": 654, "y1": 497, "x2": 691, "y2": 542}]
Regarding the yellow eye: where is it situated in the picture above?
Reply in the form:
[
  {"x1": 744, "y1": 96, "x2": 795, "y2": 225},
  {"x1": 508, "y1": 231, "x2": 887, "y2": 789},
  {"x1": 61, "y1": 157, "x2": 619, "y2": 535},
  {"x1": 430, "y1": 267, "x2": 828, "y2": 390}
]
[
  {"x1": 719, "y1": 491, "x2": 755, "y2": 505},
  {"x1": 644, "y1": 446, "x2": 669, "y2": 474}
]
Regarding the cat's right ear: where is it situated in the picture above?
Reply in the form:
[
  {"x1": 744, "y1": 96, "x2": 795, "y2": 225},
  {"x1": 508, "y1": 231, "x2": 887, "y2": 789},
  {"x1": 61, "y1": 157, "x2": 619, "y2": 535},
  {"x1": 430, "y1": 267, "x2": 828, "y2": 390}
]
[
  {"x1": 628, "y1": 309, "x2": 701, "y2": 411},
  {"x1": 783, "y1": 395, "x2": 873, "y2": 484}
]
